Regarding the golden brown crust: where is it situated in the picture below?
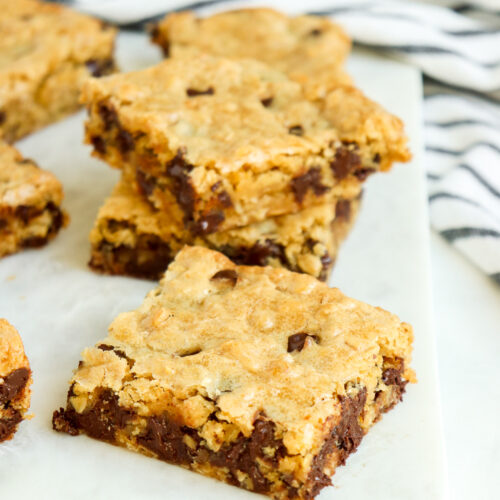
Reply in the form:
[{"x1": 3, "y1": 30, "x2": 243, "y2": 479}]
[{"x1": 0, "y1": 0, "x2": 116, "y2": 142}]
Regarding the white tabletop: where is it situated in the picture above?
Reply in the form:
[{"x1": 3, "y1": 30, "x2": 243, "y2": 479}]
[{"x1": 430, "y1": 231, "x2": 500, "y2": 500}]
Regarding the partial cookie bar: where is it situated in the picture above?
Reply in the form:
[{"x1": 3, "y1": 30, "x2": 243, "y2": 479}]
[
  {"x1": 0, "y1": 319, "x2": 32, "y2": 443},
  {"x1": 54, "y1": 246, "x2": 415, "y2": 500},
  {"x1": 89, "y1": 180, "x2": 360, "y2": 281},
  {"x1": 0, "y1": 0, "x2": 116, "y2": 142},
  {"x1": 151, "y1": 8, "x2": 353, "y2": 97},
  {"x1": 0, "y1": 141, "x2": 68, "y2": 257},
  {"x1": 82, "y1": 54, "x2": 409, "y2": 235}
]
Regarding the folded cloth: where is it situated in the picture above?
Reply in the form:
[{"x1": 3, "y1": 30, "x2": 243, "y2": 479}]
[{"x1": 58, "y1": 0, "x2": 500, "y2": 284}]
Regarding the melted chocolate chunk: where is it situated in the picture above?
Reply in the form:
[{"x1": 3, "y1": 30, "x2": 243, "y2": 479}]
[
  {"x1": 97, "y1": 344, "x2": 114, "y2": 351},
  {"x1": 0, "y1": 368, "x2": 30, "y2": 405},
  {"x1": 211, "y1": 269, "x2": 238, "y2": 286},
  {"x1": 0, "y1": 219, "x2": 7, "y2": 230},
  {"x1": 353, "y1": 168, "x2": 375, "y2": 181},
  {"x1": 136, "y1": 169, "x2": 156, "y2": 197},
  {"x1": 377, "y1": 358, "x2": 408, "y2": 410},
  {"x1": 287, "y1": 333, "x2": 319, "y2": 352},
  {"x1": 291, "y1": 167, "x2": 329, "y2": 203},
  {"x1": 98, "y1": 104, "x2": 119, "y2": 131},
  {"x1": 15, "y1": 205, "x2": 41, "y2": 224},
  {"x1": 0, "y1": 410, "x2": 22, "y2": 443},
  {"x1": 116, "y1": 128, "x2": 134, "y2": 154},
  {"x1": 307, "y1": 388, "x2": 367, "y2": 497},
  {"x1": 223, "y1": 239, "x2": 286, "y2": 268},
  {"x1": 165, "y1": 151, "x2": 196, "y2": 217},
  {"x1": 107, "y1": 219, "x2": 130, "y2": 233},
  {"x1": 192, "y1": 211, "x2": 225, "y2": 235},
  {"x1": 335, "y1": 199, "x2": 351, "y2": 221},
  {"x1": 217, "y1": 190, "x2": 232, "y2": 208},
  {"x1": 373, "y1": 153, "x2": 381, "y2": 163},
  {"x1": 52, "y1": 389, "x2": 132, "y2": 441},
  {"x1": 261, "y1": 97, "x2": 273, "y2": 107},
  {"x1": 330, "y1": 147, "x2": 362, "y2": 180},
  {"x1": 85, "y1": 58, "x2": 115, "y2": 77},
  {"x1": 90, "y1": 135, "x2": 106, "y2": 154},
  {"x1": 186, "y1": 87, "x2": 214, "y2": 97},
  {"x1": 288, "y1": 125, "x2": 304, "y2": 136},
  {"x1": 0, "y1": 110, "x2": 6, "y2": 125}
]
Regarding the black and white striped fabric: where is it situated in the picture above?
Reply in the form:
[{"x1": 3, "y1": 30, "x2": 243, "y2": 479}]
[{"x1": 58, "y1": 0, "x2": 500, "y2": 284}]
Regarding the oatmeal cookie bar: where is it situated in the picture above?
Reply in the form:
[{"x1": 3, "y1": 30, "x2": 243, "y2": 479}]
[
  {"x1": 151, "y1": 8, "x2": 353, "y2": 97},
  {"x1": 54, "y1": 246, "x2": 415, "y2": 500},
  {"x1": 82, "y1": 54, "x2": 409, "y2": 235},
  {"x1": 0, "y1": 0, "x2": 116, "y2": 142},
  {"x1": 0, "y1": 141, "x2": 68, "y2": 257},
  {"x1": 1, "y1": 319, "x2": 32, "y2": 443},
  {"x1": 89, "y1": 180, "x2": 360, "y2": 281}
]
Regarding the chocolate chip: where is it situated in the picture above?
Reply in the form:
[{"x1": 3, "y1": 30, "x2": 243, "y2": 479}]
[
  {"x1": 85, "y1": 58, "x2": 115, "y2": 77},
  {"x1": 335, "y1": 199, "x2": 351, "y2": 220},
  {"x1": 0, "y1": 219, "x2": 7, "y2": 230},
  {"x1": 0, "y1": 368, "x2": 30, "y2": 405},
  {"x1": 97, "y1": 344, "x2": 114, "y2": 351},
  {"x1": 192, "y1": 211, "x2": 225, "y2": 235},
  {"x1": 186, "y1": 87, "x2": 214, "y2": 97},
  {"x1": 211, "y1": 269, "x2": 238, "y2": 286},
  {"x1": 291, "y1": 167, "x2": 329, "y2": 203},
  {"x1": 90, "y1": 135, "x2": 106, "y2": 154},
  {"x1": 288, "y1": 125, "x2": 304, "y2": 136},
  {"x1": 217, "y1": 190, "x2": 232, "y2": 208},
  {"x1": 0, "y1": 110, "x2": 6, "y2": 125},
  {"x1": 166, "y1": 151, "x2": 196, "y2": 217},
  {"x1": 287, "y1": 333, "x2": 319, "y2": 352},
  {"x1": 308, "y1": 28, "x2": 322, "y2": 36},
  {"x1": 261, "y1": 97, "x2": 273, "y2": 107},
  {"x1": 373, "y1": 153, "x2": 381, "y2": 163},
  {"x1": 0, "y1": 409, "x2": 22, "y2": 443},
  {"x1": 21, "y1": 236, "x2": 48, "y2": 248},
  {"x1": 320, "y1": 253, "x2": 332, "y2": 272},
  {"x1": 116, "y1": 128, "x2": 134, "y2": 154},
  {"x1": 136, "y1": 169, "x2": 155, "y2": 197},
  {"x1": 330, "y1": 147, "x2": 362, "y2": 180},
  {"x1": 210, "y1": 181, "x2": 222, "y2": 192},
  {"x1": 353, "y1": 168, "x2": 375, "y2": 181},
  {"x1": 107, "y1": 219, "x2": 130, "y2": 233},
  {"x1": 15, "y1": 205, "x2": 41, "y2": 224},
  {"x1": 223, "y1": 239, "x2": 286, "y2": 268},
  {"x1": 98, "y1": 104, "x2": 119, "y2": 131}
]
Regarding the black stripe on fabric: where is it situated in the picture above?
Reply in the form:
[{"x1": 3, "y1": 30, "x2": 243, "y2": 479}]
[
  {"x1": 355, "y1": 42, "x2": 500, "y2": 69},
  {"x1": 427, "y1": 173, "x2": 442, "y2": 181},
  {"x1": 459, "y1": 164, "x2": 500, "y2": 198},
  {"x1": 308, "y1": 7, "x2": 500, "y2": 36},
  {"x1": 426, "y1": 142, "x2": 500, "y2": 156},
  {"x1": 425, "y1": 119, "x2": 499, "y2": 129},
  {"x1": 429, "y1": 192, "x2": 482, "y2": 208},
  {"x1": 424, "y1": 86, "x2": 500, "y2": 108},
  {"x1": 440, "y1": 227, "x2": 500, "y2": 242},
  {"x1": 452, "y1": 4, "x2": 500, "y2": 16},
  {"x1": 490, "y1": 272, "x2": 500, "y2": 285}
]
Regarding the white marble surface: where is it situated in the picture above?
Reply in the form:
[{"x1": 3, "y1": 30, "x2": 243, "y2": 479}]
[{"x1": 0, "y1": 34, "x2": 446, "y2": 499}]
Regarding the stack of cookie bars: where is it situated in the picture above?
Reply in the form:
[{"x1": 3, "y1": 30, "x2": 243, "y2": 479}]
[{"x1": 87, "y1": 9, "x2": 410, "y2": 282}]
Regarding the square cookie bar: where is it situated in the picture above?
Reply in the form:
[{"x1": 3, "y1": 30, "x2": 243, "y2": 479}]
[
  {"x1": 1, "y1": 319, "x2": 32, "y2": 443},
  {"x1": 0, "y1": 141, "x2": 67, "y2": 257},
  {"x1": 151, "y1": 8, "x2": 353, "y2": 97},
  {"x1": 82, "y1": 54, "x2": 409, "y2": 235},
  {"x1": 0, "y1": 0, "x2": 116, "y2": 142},
  {"x1": 89, "y1": 180, "x2": 360, "y2": 281},
  {"x1": 54, "y1": 246, "x2": 415, "y2": 500}
]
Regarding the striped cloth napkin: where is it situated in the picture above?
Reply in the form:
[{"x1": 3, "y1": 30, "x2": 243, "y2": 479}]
[{"x1": 61, "y1": 0, "x2": 500, "y2": 284}]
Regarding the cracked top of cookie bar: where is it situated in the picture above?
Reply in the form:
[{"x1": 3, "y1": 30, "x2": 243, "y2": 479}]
[
  {"x1": 70, "y1": 246, "x2": 414, "y2": 453},
  {"x1": 0, "y1": 319, "x2": 28, "y2": 377},
  {"x1": 153, "y1": 8, "x2": 352, "y2": 95},
  {"x1": 0, "y1": 141, "x2": 63, "y2": 209},
  {"x1": 0, "y1": 0, "x2": 116, "y2": 100},
  {"x1": 82, "y1": 53, "x2": 410, "y2": 174}
]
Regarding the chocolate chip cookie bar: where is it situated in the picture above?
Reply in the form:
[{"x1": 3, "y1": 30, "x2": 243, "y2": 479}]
[
  {"x1": 151, "y1": 8, "x2": 353, "y2": 98},
  {"x1": 0, "y1": 141, "x2": 68, "y2": 257},
  {"x1": 1, "y1": 319, "x2": 32, "y2": 442},
  {"x1": 54, "y1": 246, "x2": 415, "y2": 499},
  {"x1": 82, "y1": 54, "x2": 410, "y2": 235},
  {"x1": 89, "y1": 180, "x2": 360, "y2": 281},
  {"x1": 0, "y1": 0, "x2": 116, "y2": 142}
]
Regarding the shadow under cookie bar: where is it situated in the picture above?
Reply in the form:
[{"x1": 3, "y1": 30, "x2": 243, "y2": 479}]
[
  {"x1": 53, "y1": 246, "x2": 415, "y2": 500},
  {"x1": 82, "y1": 54, "x2": 409, "y2": 236},
  {"x1": 88, "y1": 180, "x2": 361, "y2": 281},
  {"x1": 0, "y1": 319, "x2": 32, "y2": 443},
  {"x1": 0, "y1": 0, "x2": 116, "y2": 142}
]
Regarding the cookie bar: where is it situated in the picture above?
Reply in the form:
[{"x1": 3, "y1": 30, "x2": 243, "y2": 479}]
[
  {"x1": 0, "y1": 141, "x2": 68, "y2": 257},
  {"x1": 53, "y1": 246, "x2": 415, "y2": 500},
  {"x1": 151, "y1": 8, "x2": 353, "y2": 97},
  {"x1": 0, "y1": 0, "x2": 116, "y2": 142},
  {"x1": 1, "y1": 319, "x2": 32, "y2": 443},
  {"x1": 89, "y1": 180, "x2": 360, "y2": 281},
  {"x1": 82, "y1": 54, "x2": 410, "y2": 235}
]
